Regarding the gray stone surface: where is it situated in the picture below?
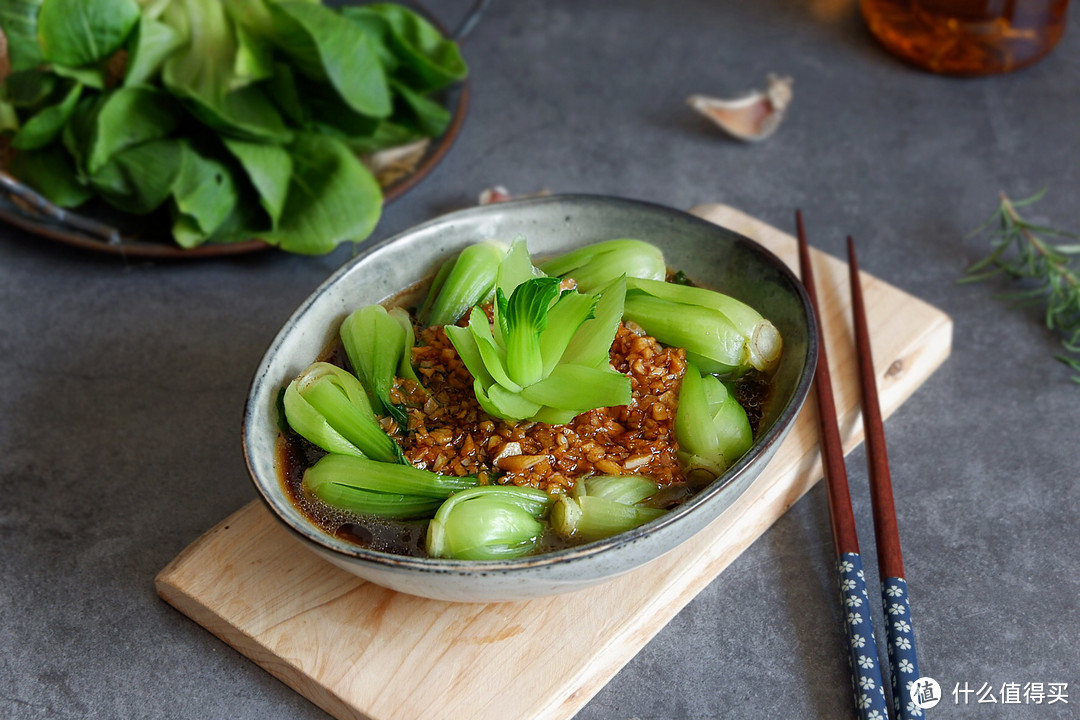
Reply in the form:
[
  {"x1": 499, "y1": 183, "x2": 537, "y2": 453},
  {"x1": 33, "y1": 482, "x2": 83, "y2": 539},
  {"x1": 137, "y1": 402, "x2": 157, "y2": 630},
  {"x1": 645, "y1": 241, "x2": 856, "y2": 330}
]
[{"x1": 2, "y1": 1, "x2": 1078, "y2": 718}]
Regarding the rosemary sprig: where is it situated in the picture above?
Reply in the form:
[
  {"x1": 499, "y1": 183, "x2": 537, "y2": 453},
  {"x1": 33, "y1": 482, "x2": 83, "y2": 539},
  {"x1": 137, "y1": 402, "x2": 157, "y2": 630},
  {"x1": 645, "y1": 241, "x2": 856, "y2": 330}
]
[{"x1": 961, "y1": 190, "x2": 1080, "y2": 382}]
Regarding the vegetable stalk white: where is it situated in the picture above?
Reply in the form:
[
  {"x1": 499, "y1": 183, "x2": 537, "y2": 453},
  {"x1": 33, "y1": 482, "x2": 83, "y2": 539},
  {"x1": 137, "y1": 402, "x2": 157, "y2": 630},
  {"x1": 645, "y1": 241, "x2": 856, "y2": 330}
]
[
  {"x1": 674, "y1": 362, "x2": 753, "y2": 478},
  {"x1": 539, "y1": 239, "x2": 666, "y2": 292},
  {"x1": 625, "y1": 278, "x2": 782, "y2": 375},
  {"x1": 426, "y1": 486, "x2": 552, "y2": 560},
  {"x1": 551, "y1": 475, "x2": 666, "y2": 540}
]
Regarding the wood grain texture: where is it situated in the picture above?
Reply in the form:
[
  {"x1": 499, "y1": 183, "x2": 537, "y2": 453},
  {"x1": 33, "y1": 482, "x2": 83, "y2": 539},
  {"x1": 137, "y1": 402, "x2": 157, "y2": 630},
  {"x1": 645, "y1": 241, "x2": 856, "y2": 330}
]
[{"x1": 155, "y1": 204, "x2": 953, "y2": 720}]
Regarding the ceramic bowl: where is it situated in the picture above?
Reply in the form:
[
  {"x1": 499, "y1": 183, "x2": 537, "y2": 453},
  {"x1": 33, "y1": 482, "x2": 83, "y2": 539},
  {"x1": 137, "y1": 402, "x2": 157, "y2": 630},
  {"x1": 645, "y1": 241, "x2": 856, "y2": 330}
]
[{"x1": 243, "y1": 195, "x2": 817, "y2": 602}]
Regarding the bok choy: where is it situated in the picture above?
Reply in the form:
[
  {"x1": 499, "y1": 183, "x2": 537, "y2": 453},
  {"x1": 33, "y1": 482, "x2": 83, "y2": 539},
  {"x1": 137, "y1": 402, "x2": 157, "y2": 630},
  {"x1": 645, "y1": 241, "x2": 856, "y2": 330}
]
[
  {"x1": 623, "y1": 279, "x2": 782, "y2": 376},
  {"x1": 444, "y1": 276, "x2": 632, "y2": 423},
  {"x1": 426, "y1": 486, "x2": 553, "y2": 560},
  {"x1": 551, "y1": 475, "x2": 667, "y2": 540},
  {"x1": 539, "y1": 239, "x2": 666, "y2": 292},
  {"x1": 0, "y1": 0, "x2": 468, "y2": 253},
  {"x1": 303, "y1": 454, "x2": 477, "y2": 519},
  {"x1": 674, "y1": 362, "x2": 753, "y2": 478},
  {"x1": 283, "y1": 361, "x2": 402, "y2": 463},
  {"x1": 340, "y1": 304, "x2": 414, "y2": 428}
]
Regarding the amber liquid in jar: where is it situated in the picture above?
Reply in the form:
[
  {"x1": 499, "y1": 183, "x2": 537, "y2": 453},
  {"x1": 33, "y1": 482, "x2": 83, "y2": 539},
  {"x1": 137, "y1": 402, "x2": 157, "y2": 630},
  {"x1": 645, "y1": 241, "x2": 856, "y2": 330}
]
[{"x1": 860, "y1": 0, "x2": 1069, "y2": 75}]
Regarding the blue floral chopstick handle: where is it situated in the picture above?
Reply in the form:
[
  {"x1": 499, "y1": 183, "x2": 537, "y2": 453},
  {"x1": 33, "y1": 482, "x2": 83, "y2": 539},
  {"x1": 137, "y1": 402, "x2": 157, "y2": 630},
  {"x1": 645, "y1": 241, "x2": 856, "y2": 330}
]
[
  {"x1": 838, "y1": 553, "x2": 891, "y2": 720},
  {"x1": 884, "y1": 577, "x2": 924, "y2": 719}
]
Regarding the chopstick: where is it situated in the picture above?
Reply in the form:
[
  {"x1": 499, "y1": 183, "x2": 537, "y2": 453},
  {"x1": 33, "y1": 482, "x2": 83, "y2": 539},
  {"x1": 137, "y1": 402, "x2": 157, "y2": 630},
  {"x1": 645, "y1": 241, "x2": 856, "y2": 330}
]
[
  {"x1": 848, "y1": 238, "x2": 923, "y2": 720},
  {"x1": 795, "y1": 212, "x2": 891, "y2": 720}
]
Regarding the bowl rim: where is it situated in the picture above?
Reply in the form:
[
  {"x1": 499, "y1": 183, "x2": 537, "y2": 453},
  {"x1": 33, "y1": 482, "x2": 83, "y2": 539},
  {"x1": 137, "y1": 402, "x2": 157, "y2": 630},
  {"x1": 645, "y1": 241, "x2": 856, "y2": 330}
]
[{"x1": 243, "y1": 193, "x2": 819, "y2": 572}]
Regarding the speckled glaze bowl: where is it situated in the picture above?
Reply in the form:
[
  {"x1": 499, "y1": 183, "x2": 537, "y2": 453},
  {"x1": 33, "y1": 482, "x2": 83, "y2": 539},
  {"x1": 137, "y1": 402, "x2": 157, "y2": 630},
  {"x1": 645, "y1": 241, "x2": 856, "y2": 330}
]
[{"x1": 243, "y1": 195, "x2": 817, "y2": 602}]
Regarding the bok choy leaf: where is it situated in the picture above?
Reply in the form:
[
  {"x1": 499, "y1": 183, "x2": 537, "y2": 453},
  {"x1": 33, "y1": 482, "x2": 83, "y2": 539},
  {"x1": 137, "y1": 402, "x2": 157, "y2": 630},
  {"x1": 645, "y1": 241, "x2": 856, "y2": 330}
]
[
  {"x1": 0, "y1": 0, "x2": 467, "y2": 254},
  {"x1": 37, "y1": 0, "x2": 140, "y2": 68},
  {"x1": 446, "y1": 275, "x2": 631, "y2": 423}
]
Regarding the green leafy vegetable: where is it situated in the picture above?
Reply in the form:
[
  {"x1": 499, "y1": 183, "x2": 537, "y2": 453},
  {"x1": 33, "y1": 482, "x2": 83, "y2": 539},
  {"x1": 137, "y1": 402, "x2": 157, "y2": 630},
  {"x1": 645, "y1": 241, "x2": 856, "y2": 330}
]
[
  {"x1": 37, "y1": 0, "x2": 140, "y2": 67},
  {"x1": 340, "y1": 304, "x2": 410, "y2": 428},
  {"x1": 343, "y1": 3, "x2": 468, "y2": 94},
  {"x1": 124, "y1": 15, "x2": 184, "y2": 87},
  {"x1": 0, "y1": 0, "x2": 466, "y2": 254},
  {"x1": 284, "y1": 362, "x2": 401, "y2": 463},
  {"x1": 0, "y1": 0, "x2": 45, "y2": 72},
  {"x1": 171, "y1": 143, "x2": 241, "y2": 247},
  {"x1": 3, "y1": 69, "x2": 56, "y2": 109},
  {"x1": 388, "y1": 307, "x2": 422, "y2": 385},
  {"x1": 626, "y1": 277, "x2": 782, "y2": 374},
  {"x1": 446, "y1": 274, "x2": 631, "y2": 423},
  {"x1": 426, "y1": 486, "x2": 552, "y2": 560},
  {"x1": 423, "y1": 241, "x2": 507, "y2": 326},
  {"x1": 51, "y1": 64, "x2": 106, "y2": 90},
  {"x1": 160, "y1": 0, "x2": 290, "y2": 142},
  {"x1": 89, "y1": 138, "x2": 182, "y2": 214},
  {"x1": 222, "y1": 138, "x2": 292, "y2": 229},
  {"x1": 302, "y1": 454, "x2": 478, "y2": 518},
  {"x1": 551, "y1": 476, "x2": 666, "y2": 541},
  {"x1": 269, "y1": 132, "x2": 384, "y2": 254},
  {"x1": 11, "y1": 81, "x2": 81, "y2": 150},
  {"x1": 582, "y1": 475, "x2": 661, "y2": 505},
  {"x1": 9, "y1": 144, "x2": 92, "y2": 207},
  {"x1": 85, "y1": 86, "x2": 179, "y2": 174},
  {"x1": 501, "y1": 276, "x2": 562, "y2": 386},
  {"x1": 267, "y1": 1, "x2": 392, "y2": 119},
  {"x1": 540, "y1": 239, "x2": 667, "y2": 292},
  {"x1": 674, "y1": 362, "x2": 753, "y2": 478}
]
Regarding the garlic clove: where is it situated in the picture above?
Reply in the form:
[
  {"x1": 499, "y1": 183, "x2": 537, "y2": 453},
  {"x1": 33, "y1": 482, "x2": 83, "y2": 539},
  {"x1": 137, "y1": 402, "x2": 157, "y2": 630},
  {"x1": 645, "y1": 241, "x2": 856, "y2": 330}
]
[
  {"x1": 688, "y1": 74, "x2": 794, "y2": 142},
  {"x1": 478, "y1": 186, "x2": 552, "y2": 205}
]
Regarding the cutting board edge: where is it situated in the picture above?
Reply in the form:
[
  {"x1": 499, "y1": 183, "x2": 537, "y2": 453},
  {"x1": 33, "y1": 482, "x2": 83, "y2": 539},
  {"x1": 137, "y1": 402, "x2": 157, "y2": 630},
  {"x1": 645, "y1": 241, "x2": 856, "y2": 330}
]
[{"x1": 156, "y1": 569, "x2": 373, "y2": 720}]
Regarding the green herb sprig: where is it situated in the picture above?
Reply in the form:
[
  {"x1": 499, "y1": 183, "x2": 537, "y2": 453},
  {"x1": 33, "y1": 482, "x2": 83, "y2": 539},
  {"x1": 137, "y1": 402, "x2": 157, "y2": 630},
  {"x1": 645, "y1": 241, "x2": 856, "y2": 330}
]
[{"x1": 962, "y1": 190, "x2": 1080, "y2": 381}]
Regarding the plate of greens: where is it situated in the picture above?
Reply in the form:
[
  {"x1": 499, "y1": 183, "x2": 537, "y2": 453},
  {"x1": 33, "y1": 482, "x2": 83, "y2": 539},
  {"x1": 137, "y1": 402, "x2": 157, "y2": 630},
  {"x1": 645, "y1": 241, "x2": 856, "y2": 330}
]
[{"x1": 0, "y1": 0, "x2": 473, "y2": 258}]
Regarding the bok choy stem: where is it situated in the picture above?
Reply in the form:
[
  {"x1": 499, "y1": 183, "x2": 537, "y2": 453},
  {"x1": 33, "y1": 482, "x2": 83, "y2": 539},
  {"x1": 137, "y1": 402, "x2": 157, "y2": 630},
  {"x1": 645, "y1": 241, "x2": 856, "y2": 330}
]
[
  {"x1": 551, "y1": 488, "x2": 666, "y2": 541},
  {"x1": 340, "y1": 304, "x2": 410, "y2": 428},
  {"x1": 625, "y1": 279, "x2": 782, "y2": 375},
  {"x1": 539, "y1": 239, "x2": 666, "y2": 292},
  {"x1": 422, "y1": 241, "x2": 506, "y2": 326},
  {"x1": 675, "y1": 362, "x2": 753, "y2": 478},
  {"x1": 623, "y1": 293, "x2": 747, "y2": 375},
  {"x1": 284, "y1": 362, "x2": 401, "y2": 462},
  {"x1": 304, "y1": 454, "x2": 478, "y2": 498},
  {"x1": 425, "y1": 486, "x2": 552, "y2": 560}
]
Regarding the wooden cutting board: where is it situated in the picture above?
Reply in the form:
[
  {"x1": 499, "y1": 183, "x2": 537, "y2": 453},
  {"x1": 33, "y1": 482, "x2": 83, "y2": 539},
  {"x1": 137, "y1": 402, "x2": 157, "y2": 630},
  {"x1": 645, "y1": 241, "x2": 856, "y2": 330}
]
[{"x1": 156, "y1": 204, "x2": 953, "y2": 720}]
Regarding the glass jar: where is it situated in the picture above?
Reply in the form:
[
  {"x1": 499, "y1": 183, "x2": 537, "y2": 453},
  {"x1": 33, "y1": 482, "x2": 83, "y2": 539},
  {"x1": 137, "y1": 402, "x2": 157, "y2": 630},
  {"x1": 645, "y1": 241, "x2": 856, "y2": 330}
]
[{"x1": 860, "y1": 0, "x2": 1070, "y2": 75}]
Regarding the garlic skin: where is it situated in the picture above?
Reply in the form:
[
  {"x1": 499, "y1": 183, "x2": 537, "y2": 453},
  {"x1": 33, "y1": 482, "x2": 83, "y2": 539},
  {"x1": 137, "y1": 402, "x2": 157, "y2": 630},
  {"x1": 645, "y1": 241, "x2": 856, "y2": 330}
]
[
  {"x1": 477, "y1": 186, "x2": 551, "y2": 205},
  {"x1": 688, "y1": 74, "x2": 794, "y2": 142}
]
